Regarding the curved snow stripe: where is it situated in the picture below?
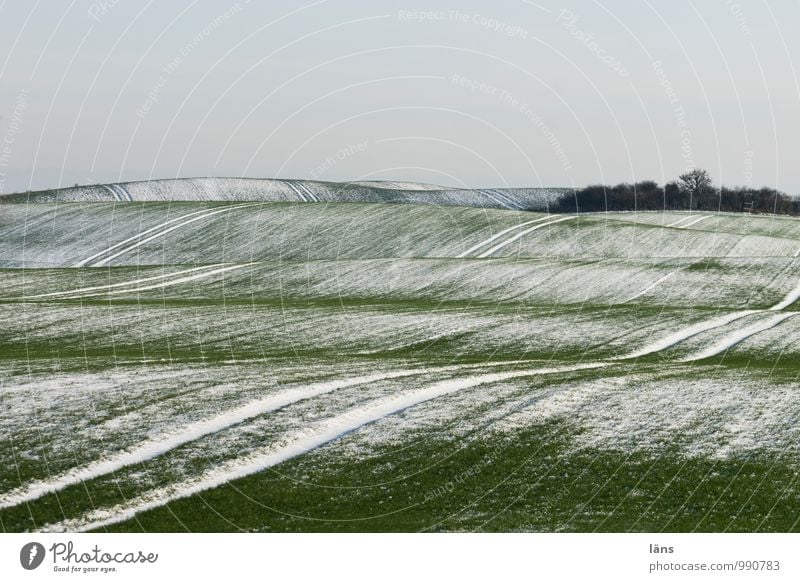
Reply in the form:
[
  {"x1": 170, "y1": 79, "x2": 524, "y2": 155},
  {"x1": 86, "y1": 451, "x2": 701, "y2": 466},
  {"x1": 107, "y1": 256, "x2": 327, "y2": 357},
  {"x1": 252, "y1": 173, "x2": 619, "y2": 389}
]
[
  {"x1": 19, "y1": 264, "x2": 250, "y2": 301},
  {"x1": 479, "y1": 189, "x2": 514, "y2": 210},
  {"x1": 285, "y1": 182, "x2": 308, "y2": 202},
  {"x1": 621, "y1": 271, "x2": 677, "y2": 303},
  {"x1": 101, "y1": 185, "x2": 122, "y2": 202},
  {"x1": 21, "y1": 264, "x2": 230, "y2": 299},
  {"x1": 677, "y1": 215, "x2": 711, "y2": 229},
  {"x1": 664, "y1": 215, "x2": 694, "y2": 228},
  {"x1": 681, "y1": 312, "x2": 797, "y2": 361},
  {"x1": 1, "y1": 359, "x2": 569, "y2": 512},
  {"x1": 74, "y1": 207, "x2": 228, "y2": 267},
  {"x1": 617, "y1": 310, "x2": 758, "y2": 360},
  {"x1": 477, "y1": 216, "x2": 575, "y2": 258},
  {"x1": 110, "y1": 184, "x2": 133, "y2": 202},
  {"x1": 456, "y1": 215, "x2": 554, "y2": 258},
  {"x1": 771, "y1": 279, "x2": 800, "y2": 311},
  {"x1": 38, "y1": 362, "x2": 607, "y2": 532},
  {"x1": 90, "y1": 203, "x2": 264, "y2": 267},
  {"x1": 487, "y1": 189, "x2": 523, "y2": 210},
  {"x1": 294, "y1": 181, "x2": 319, "y2": 202}
]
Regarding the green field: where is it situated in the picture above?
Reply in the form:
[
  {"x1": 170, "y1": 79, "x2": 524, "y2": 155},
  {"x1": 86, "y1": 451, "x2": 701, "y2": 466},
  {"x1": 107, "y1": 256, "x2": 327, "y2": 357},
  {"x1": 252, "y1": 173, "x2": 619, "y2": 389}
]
[{"x1": 1, "y1": 183, "x2": 799, "y2": 532}]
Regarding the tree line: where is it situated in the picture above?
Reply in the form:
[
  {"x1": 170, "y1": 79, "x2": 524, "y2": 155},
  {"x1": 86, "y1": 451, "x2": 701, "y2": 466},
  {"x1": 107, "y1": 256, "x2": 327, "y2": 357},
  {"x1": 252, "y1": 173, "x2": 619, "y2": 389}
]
[{"x1": 553, "y1": 169, "x2": 800, "y2": 216}]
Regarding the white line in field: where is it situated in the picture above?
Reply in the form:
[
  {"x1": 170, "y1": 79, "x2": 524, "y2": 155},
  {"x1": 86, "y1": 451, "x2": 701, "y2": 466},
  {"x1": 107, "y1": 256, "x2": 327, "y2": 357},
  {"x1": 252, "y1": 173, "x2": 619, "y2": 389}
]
[
  {"x1": 793, "y1": 246, "x2": 800, "y2": 258},
  {"x1": 21, "y1": 264, "x2": 251, "y2": 301},
  {"x1": 772, "y1": 280, "x2": 800, "y2": 310},
  {"x1": 456, "y1": 215, "x2": 553, "y2": 258},
  {"x1": 477, "y1": 216, "x2": 575, "y2": 258},
  {"x1": 0, "y1": 359, "x2": 540, "y2": 511},
  {"x1": 664, "y1": 215, "x2": 692, "y2": 228},
  {"x1": 617, "y1": 310, "x2": 758, "y2": 360},
  {"x1": 486, "y1": 189, "x2": 523, "y2": 210},
  {"x1": 621, "y1": 271, "x2": 677, "y2": 303},
  {"x1": 681, "y1": 312, "x2": 797, "y2": 361},
  {"x1": 101, "y1": 185, "x2": 121, "y2": 202},
  {"x1": 111, "y1": 184, "x2": 133, "y2": 202},
  {"x1": 91, "y1": 203, "x2": 264, "y2": 267},
  {"x1": 619, "y1": 263, "x2": 800, "y2": 357},
  {"x1": 677, "y1": 215, "x2": 711, "y2": 229},
  {"x1": 38, "y1": 362, "x2": 607, "y2": 532},
  {"x1": 285, "y1": 182, "x2": 308, "y2": 202},
  {"x1": 479, "y1": 189, "x2": 514, "y2": 210},
  {"x1": 20, "y1": 264, "x2": 228, "y2": 299},
  {"x1": 74, "y1": 207, "x2": 227, "y2": 267},
  {"x1": 295, "y1": 181, "x2": 319, "y2": 202}
]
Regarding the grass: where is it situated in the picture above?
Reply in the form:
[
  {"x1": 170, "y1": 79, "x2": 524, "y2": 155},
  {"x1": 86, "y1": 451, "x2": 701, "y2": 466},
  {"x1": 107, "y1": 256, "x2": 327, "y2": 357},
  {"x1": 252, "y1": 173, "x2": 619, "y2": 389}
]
[
  {"x1": 1, "y1": 201, "x2": 799, "y2": 533},
  {"x1": 85, "y1": 423, "x2": 800, "y2": 533}
]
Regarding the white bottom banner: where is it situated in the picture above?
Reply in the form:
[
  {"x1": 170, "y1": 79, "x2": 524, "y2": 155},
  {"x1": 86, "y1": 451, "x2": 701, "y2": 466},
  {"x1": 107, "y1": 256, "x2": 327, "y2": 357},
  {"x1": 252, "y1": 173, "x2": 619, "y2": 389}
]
[{"x1": 0, "y1": 533, "x2": 796, "y2": 581}]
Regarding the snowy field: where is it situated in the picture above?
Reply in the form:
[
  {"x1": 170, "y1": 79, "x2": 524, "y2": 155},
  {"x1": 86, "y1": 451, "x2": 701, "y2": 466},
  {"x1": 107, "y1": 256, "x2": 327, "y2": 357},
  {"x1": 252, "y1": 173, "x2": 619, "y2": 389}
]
[{"x1": 1, "y1": 181, "x2": 799, "y2": 533}]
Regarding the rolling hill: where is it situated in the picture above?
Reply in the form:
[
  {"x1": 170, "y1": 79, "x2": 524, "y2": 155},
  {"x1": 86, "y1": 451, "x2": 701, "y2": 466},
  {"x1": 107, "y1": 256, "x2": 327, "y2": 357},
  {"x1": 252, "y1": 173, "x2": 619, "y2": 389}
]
[{"x1": 0, "y1": 179, "x2": 799, "y2": 533}]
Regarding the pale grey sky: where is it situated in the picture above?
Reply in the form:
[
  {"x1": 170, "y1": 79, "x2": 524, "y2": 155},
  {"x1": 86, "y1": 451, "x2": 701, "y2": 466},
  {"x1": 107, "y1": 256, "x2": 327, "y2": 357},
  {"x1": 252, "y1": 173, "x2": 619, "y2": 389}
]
[{"x1": 1, "y1": 0, "x2": 799, "y2": 194}]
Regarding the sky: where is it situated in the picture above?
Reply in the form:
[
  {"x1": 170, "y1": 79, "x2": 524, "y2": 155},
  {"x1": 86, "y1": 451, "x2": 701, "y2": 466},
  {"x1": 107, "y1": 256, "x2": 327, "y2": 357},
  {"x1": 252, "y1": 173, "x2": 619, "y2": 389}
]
[{"x1": 1, "y1": 0, "x2": 799, "y2": 194}]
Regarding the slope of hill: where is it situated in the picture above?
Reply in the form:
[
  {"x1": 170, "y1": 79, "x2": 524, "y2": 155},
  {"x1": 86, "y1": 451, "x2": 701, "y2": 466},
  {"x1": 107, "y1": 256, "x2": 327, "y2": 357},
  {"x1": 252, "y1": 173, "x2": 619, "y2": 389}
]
[
  {"x1": 0, "y1": 181, "x2": 799, "y2": 533},
  {"x1": 0, "y1": 177, "x2": 568, "y2": 211}
]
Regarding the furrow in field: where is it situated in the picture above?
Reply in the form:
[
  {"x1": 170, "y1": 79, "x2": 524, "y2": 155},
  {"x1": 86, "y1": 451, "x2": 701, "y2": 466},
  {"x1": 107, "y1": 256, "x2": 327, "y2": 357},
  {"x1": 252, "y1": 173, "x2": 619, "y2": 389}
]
[
  {"x1": 677, "y1": 215, "x2": 711, "y2": 229},
  {"x1": 456, "y1": 215, "x2": 552, "y2": 258},
  {"x1": 38, "y1": 362, "x2": 608, "y2": 532},
  {"x1": 18, "y1": 263, "x2": 252, "y2": 300},
  {"x1": 770, "y1": 276, "x2": 800, "y2": 310},
  {"x1": 479, "y1": 189, "x2": 515, "y2": 210},
  {"x1": 621, "y1": 271, "x2": 678, "y2": 303},
  {"x1": 101, "y1": 185, "x2": 122, "y2": 202},
  {"x1": 0, "y1": 360, "x2": 540, "y2": 511},
  {"x1": 87, "y1": 203, "x2": 264, "y2": 267},
  {"x1": 681, "y1": 312, "x2": 798, "y2": 361},
  {"x1": 477, "y1": 216, "x2": 575, "y2": 258},
  {"x1": 116, "y1": 184, "x2": 133, "y2": 202},
  {"x1": 74, "y1": 207, "x2": 229, "y2": 267},
  {"x1": 620, "y1": 261, "x2": 800, "y2": 357},
  {"x1": 617, "y1": 310, "x2": 758, "y2": 359},
  {"x1": 20, "y1": 264, "x2": 223, "y2": 298},
  {"x1": 664, "y1": 215, "x2": 693, "y2": 228},
  {"x1": 285, "y1": 182, "x2": 308, "y2": 202},
  {"x1": 294, "y1": 181, "x2": 319, "y2": 202},
  {"x1": 486, "y1": 189, "x2": 523, "y2": 210}
]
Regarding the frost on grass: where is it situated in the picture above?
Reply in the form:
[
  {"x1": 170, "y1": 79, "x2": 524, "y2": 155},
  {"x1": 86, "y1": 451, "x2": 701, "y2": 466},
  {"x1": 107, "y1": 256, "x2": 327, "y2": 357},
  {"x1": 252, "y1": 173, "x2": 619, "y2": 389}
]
[{"x1": 489, "y1": 369, "x2": 800, "y2": 460}]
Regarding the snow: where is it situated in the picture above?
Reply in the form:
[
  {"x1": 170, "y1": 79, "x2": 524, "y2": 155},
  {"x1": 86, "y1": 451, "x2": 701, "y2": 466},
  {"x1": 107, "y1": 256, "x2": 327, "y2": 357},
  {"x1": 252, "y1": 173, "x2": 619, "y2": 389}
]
[
  {"x1": 39, "y1": 362, "x2": 607, "y2": 532},
  {"x1": 456, "y1": 215, "x2": 553, "y2": 258},
  {"x1": 2, "y1": 184, "x2": 800, "y2": 532},
  {"x1": 477, "y1": 216, "x2": 575, "y2": 258},
  {"x1": 681, "y1": 312, "x2": 798, "y2": 361},
  {"x1": 616, "y1": 311, "x2": 758, "y2": 359},
  {"x1": 4, "y1": 178, "x2": 564, "y2": 212}
]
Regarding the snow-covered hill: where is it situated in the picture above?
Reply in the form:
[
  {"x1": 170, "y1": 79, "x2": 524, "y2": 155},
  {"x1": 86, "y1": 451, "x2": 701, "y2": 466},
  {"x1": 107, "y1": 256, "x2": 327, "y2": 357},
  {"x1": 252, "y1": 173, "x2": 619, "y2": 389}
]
[{"x1": 0, "y1": 177, "x2": 568, "y2": 211}]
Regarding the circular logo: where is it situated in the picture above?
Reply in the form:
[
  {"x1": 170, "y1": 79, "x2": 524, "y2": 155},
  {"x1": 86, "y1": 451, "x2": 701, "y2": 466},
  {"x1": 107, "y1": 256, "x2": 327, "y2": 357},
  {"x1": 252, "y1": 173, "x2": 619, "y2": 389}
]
[{"x1": 20, "y1": 542, "x2": 46, "y2": 570}]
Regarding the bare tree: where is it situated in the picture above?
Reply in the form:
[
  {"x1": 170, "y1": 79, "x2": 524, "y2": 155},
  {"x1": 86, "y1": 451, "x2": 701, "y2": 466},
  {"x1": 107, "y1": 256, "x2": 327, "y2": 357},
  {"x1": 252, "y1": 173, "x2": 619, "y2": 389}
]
[{"x1": 678, "y1": 168, "x2": 713, "y2": 209}]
